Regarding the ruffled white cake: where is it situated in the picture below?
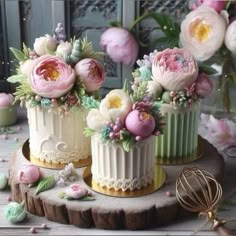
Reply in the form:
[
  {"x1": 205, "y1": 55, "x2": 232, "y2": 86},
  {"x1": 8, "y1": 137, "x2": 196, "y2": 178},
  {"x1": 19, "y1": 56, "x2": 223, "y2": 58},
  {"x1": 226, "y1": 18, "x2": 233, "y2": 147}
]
[{"x1": 91, "y1": 134, "x2": 155, "y2": 192}]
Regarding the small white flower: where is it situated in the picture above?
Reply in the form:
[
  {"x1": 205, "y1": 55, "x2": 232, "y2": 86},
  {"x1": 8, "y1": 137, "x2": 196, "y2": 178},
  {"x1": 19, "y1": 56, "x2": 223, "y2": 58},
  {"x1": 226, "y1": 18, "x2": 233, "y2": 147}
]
[{"x1": 87, "y1": 109, "x2": 107, "y2": 132}]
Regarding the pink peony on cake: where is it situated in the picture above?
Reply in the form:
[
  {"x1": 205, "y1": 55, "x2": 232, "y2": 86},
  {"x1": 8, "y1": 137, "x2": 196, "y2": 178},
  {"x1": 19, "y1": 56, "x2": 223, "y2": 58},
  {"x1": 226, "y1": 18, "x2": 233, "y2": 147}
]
[
  {"x1": 85, "y1": 88, "x2": 164, "y2": 192},
  {"x1": 7, "y1": 23, "x2": 105, "y2": 169},
  {"x1": 132, "y1": 47, "x2": 213, "y2": 164}
]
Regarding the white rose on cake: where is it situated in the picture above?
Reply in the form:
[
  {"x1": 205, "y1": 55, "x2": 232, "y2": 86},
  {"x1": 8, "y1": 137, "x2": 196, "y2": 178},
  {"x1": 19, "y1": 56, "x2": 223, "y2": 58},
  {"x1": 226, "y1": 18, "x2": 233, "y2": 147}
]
[{"x1": 87, "y1": 109, "x2": 108, "y2": 132}]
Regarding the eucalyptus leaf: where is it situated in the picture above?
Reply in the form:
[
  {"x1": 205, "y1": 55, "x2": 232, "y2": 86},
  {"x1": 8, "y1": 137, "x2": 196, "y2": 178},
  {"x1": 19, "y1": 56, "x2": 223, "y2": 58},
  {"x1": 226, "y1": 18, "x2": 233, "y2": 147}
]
[
  {"x1": 22, "y1": 43, "x2": 29, "y2": 58},
  {"x1": 7, "y1": 74, "x2": 25, "y2": 84},
  {"x1": 83, "y1": 127, "x2": 95, "y2": 137},
  {"x1": 10, "y1": 47, "x2": 27, "y2": 61},
  {"x1": 35, "y1": 176, "x2": 56, "y2": 195},
  {"x1": 82, "y1": 96, "x2": 100, "y2": 110}
]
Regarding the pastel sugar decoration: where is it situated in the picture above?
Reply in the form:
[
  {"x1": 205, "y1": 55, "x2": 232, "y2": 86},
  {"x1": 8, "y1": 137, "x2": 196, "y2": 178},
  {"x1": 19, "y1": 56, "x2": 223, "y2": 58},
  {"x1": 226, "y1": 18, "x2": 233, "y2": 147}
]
[
  {"x1": 0, "y1": 93, "x2": 14, "y2": 108},
  {"x1": 0, "y1": 173, "x2": 8, "y2": 189},
  {"x1": 17, "y1": 165, "x2": 41, "y2": 184},
  {"x1": 4, "y1": 201, "x2": 26, "y2": 223}
]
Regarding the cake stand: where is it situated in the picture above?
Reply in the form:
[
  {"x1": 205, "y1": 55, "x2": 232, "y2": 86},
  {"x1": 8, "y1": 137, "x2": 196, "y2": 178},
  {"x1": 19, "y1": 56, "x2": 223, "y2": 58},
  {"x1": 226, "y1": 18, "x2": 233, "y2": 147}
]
[{"x1": 9, "y1": 136, "x2": 224, "y2": 230}]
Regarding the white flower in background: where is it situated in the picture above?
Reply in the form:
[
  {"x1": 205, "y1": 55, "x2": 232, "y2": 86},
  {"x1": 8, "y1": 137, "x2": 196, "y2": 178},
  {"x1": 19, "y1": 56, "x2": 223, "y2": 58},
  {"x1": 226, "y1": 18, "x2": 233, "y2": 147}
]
[
  {"x1": 56, "y1": 41, "x2": 72, "y2": 57},
  {"x1": 225, "y1": 20, "x2": 236, "y2": 54},
  {"x1": 200, "y1": 114, "x2": 236, "y2": 150},
  {"x1": 99, "y1": 89, "x2": 132, "y2": 123},
  {"x1": 180, "y1": 6, "x2": 227, "y2": 61},
  {"x1": 33, "y1": 34, "x2": 57, "y2": 56},
  {"x1": 87, "y1": 109, "x2": 107, "y2": 132},
  {"x1": 19, "y1": 59, "x2": 34, "y2": 78},
  {"x1": 147, "y1": 81, "x2": 163, "y2": 99}
]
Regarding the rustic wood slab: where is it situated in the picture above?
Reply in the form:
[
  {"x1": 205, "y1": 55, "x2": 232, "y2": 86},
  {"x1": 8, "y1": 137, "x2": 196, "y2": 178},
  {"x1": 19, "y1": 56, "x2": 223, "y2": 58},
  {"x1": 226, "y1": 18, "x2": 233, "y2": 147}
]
[{"x1": 9, "y1": 137, "x2": 224, "y2": 230}]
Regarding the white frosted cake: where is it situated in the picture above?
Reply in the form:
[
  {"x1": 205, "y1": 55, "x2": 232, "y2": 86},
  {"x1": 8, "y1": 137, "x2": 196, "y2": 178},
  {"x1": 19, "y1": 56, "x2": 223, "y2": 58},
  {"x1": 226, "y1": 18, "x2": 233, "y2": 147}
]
[
  {"x1": 27, "y1": 106, "x2": 90, "y2": 168},
  {"x1": 7, "y1": 23, "x2": 105, "y2": 169},
  {"x1": 86, "y1": 89, "x2": 164, "y2": 192},
  {"x1": 91, "y1": 134, "x2": 155, "y2": 191}
]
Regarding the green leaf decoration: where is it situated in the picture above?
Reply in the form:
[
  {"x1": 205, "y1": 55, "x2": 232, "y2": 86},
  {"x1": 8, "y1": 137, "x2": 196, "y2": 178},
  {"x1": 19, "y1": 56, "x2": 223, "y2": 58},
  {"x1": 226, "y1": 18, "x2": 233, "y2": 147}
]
[
  {"x1": 22, "y1": 43, "x2": 29, "y2": 58},
  {"x1": 7, "y1": 74, "x2": 25, "y2": 84},
  {"x1": 79, "y1": 196, "x2": 96, "y2": 201},
  {"x1": 57, "y1": 191, "x2": 67, "y2": 199},
  {"x1": 35, "y1": 175, "x2": 56, "y2": 195},
  {"x1": 79, "y1": 37, "x2": 104, "y2": 60},
  {"x1": 83, "y1": 127, "x2": 96, "y2": 137},
  {"x1": 14, "y1": 79, "x2": 34, "y2": 102},
  {"x1": 10, "y1": 47, "x2": 27, "y2": 61},
  {"x1": 122, "y1": 79, "x2": 129, "y2": 93},
  {"x1": 153, "y1": 36, "x2": 179, "y2": 49},
  {"x1": 110, "y1": 21, "x2": 122, "y2": 27},
  {"x1": 82, "y1": 96, "x2": 100, "y2": 110},
  {"x1": 122, "y1": 137, "x2": 135, "y2": 152},
  {"x1": 130, "y1": 81, "x2": 148, "y2": 103},
  {"x1": 198, "y1": 64, "x2": 218, "y2": 75}
]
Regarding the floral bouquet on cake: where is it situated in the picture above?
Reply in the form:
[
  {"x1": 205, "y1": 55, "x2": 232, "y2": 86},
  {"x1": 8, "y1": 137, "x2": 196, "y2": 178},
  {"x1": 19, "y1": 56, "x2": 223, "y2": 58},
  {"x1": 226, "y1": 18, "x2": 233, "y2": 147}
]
[{"x1": 6, "y1": 23, "x2": 106, "y2": 169}]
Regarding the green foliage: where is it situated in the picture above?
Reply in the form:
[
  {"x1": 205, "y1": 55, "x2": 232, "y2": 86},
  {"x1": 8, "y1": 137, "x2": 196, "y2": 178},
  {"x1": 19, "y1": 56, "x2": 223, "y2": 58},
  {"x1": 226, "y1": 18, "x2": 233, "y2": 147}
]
[
  {"x1": 35, "y1": 175, "x2": 56, "y2": 195},
  {"x1": 7, "y1": 74, "x2": 26, "y2": 84},
  {"x1": 121, "y1": 136, "x2": 135, "y2": 152},
  {"x1": 79, "y1": 37, "x2": 104, "y2": 60},
  {"x1": 82, "y1": 96, "x2": 100, "y2": 110},
  {"x1": 10, "y1": 47, "x2": 28, "y2": 61},
  {"x1": 130, "y1": 81, "x2": 148, "y2": 103},
  {"x1": 110, "y1": 21, "x2": 122, "y2": 27},
  {"x1": 14, "y1": 79, "x2": 34, "y2": 101},
  {"x1": 198, "y1": 64, "x2": 218, "y2": 75},
  {"x1": 83, "y1": 127, "x2": 96, "y2": 137}
]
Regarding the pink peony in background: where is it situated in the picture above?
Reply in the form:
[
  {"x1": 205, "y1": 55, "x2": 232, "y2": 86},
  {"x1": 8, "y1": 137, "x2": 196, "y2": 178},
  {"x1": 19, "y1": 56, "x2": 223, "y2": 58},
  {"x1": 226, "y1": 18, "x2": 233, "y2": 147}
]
[
  {"x1": 100, "y1": 27, "x2": 138, "y2": 65},
  {"x1": 195, "y1": 73, "x2": 213, "y2": 97},
  {"x1": 189, "y1": 0, "x2": 227, "y2": 13},
  {"x1": 152, "y1": 48, "x2": 198, "y2": 91},
  {"x1": 30, "y1": 55, "x2": 75, "y2": 98},
  {"x1": 0, "y1": 93, "x2": 14, "y2": 108},
  {"x1": 74, "y1": 58, "x2": 105, "y2": 93}
]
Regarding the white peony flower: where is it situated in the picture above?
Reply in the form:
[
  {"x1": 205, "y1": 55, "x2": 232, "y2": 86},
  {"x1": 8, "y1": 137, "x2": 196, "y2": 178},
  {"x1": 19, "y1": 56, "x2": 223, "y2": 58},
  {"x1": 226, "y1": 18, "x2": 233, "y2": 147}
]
[
  {"x1": 33, "y1": 34, "x2": 57, "y2": 56},
  {"x1": 86, "y1": 109, "x2": 107, "y2": 132},
  {"x1": 99, "y1": 89, "x2": 132, "y2": 123},
  {"x1": 225, "y1": 20, "x2": 236, "y2": 54}
]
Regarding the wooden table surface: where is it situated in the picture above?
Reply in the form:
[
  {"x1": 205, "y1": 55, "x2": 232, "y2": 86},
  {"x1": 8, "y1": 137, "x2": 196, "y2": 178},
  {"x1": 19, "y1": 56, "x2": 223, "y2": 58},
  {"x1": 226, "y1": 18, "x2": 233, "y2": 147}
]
[{"x1": 0, "y1": 108, "x2": 236, "y2": 236}]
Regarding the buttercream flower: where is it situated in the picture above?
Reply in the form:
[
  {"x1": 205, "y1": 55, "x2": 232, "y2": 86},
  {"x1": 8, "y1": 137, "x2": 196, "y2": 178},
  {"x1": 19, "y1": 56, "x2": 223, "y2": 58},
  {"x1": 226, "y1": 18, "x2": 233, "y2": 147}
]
[
  {"x1": 0, "y1": 93, "x2": 14, "y2": 108},
  {"x1": 19, "y1": 59, "x2": 34, "y2": 78},
  {"x1": 180, "y1": 6, "x2": 227, "y2": 61},
  {"x1": 147, "y1": 81, "x2": 163, "y2": 99},
  {"x1": 125, "y1": 110, "x2": 155, "y2": 138},
  {"x1": 100, "y1": 27, "x2": 138, "y2": 65},
  {"x1": 195, "y1": 73, "x2": 213, "y2": 97},
  {"x1": 75, "y1": 58, "x2": 105, "y2": 93},
  {"x1": 225, "y1": 20, "x2": 236, "y2": 53},
  {"x1": 87, "y1": 109, "x2": 108, "y2": 132},
  {"x1": 56, "y1": 41, "x2": 72, "y2": 57},
  {"x1": 30, "y1": 55, "x2": 76, "y2": 98},
  {"x1": 152, "y1": 48, "x2": 198, "y2": 91},
  {"x1": 189, "y1": 0, "x2": 227, "y2": 13},
  {"x1": 99, "y1": 89, "x2": 132, "y2": 122},
  {"x1": 33, "y1": 34, "x2": 57, "y2": 56},
  {"x1": 66, "y1": 184, "x2": 88, "y2": 199},
  {"x1": 17, "y1": 165, "x2": 40, "y2": 184}
]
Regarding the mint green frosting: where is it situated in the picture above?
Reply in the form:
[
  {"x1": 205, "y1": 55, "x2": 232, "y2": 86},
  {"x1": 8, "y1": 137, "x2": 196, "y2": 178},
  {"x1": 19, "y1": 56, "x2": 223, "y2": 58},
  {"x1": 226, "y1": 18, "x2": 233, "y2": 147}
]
[
  {"x1": 156, "y1": 102, "x2": 200, "y2": 164},
  {"x1": 0, "y1": 173, "x2": 8, "y2": 189},
  {"x1": 4, "y1": 201, "x2": 26, "y2": 223}
]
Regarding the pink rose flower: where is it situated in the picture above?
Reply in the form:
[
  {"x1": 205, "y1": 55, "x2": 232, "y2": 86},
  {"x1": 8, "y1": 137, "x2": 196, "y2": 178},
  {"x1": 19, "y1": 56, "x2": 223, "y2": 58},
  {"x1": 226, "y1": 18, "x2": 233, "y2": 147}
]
[
  {"x1": 17, "y1": 165, "x2": 41, "y2": 184},
  {"x1": 0, "y1": 93, "x2": 14, "y2": 108},
  {"x1": 100, "y1": 27, "x2": 138, "y2": 65},
  {"x1": 152, "y1": 48, "x2": 198, "y2": 91},
  {"x1": 66, "y1": 184, "x2": 88, "y2": 199},
  {"x1": 195, "y1": 73, "x2": 213, "y2": 97},
  {"x1": 33, "y1": 34, "x2": 57, "y2": 56},
  {"x1": 30, "y1": 55, "x2": 75, "y2": 98},
  {"x1": 180, "y1": 6, "x2": 227, "y2": 61},
  {"x1": 189, "y1": 0, "x2": 227, "y2": 13},
  {"x1": 74, "y1": 58, "x2": 105, "y2": 92}
]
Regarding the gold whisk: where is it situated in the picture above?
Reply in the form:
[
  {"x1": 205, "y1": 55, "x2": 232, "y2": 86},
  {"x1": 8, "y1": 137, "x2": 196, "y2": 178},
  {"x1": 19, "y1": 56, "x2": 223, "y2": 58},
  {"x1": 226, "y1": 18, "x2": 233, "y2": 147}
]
[{"x1": 176, "y1": 167, "x2": 236, "y2": 236}]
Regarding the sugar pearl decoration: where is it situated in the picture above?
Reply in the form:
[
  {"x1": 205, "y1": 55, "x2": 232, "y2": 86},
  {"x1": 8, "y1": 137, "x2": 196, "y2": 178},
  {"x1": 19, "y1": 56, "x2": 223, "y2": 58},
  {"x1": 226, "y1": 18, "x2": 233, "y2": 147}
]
[{"x1": 0, "y1": 173, "x2": 8, "y2": 189}]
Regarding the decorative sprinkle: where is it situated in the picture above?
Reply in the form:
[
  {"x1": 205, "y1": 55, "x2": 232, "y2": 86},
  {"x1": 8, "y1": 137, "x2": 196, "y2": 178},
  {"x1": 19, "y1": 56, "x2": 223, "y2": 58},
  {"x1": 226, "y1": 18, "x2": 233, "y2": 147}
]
[
  {"x1": 165, "y1": 191, "x2": 173, "y2": 197},
  {"x1": 0, "y1": 158, "x2": 6, "y2": 162},
  {"x1": 30, "y1": 227, "x2": 36, "y2": 234},
  {"x1": 3, "y1": 134, "x2": 8, "y2": 139},
  {"x1": 7, "y1": 195, "x2": 12, "y2": 202},
  {"x1": 14, "y1": 137, "x2": 19, "y2": 142},
  {"x1": 41, "y1": 223, "x2": 48, "y2": 229}
]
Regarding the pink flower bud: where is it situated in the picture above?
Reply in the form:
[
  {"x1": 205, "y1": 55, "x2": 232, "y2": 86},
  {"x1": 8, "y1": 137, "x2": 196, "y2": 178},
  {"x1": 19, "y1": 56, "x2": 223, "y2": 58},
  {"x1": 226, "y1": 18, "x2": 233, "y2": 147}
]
[
  {"x1": 190, "y1": 0, "x2": 227, "y2": 13},
  {"x1": 75, "y1": 58, "x2": 105, "y2": 92},
  {"x1": 17, "y1": 165, "x2": 41, "y2": 184},
  {"x1": 100, "y1": 27, "x2": 138, "y2": 65},
  {"x1": 0, "y1": 93, "x2": 14, "y2": 108},
  {"x1": 195, "y1": 73, "x2": 213, "y2": 97}
]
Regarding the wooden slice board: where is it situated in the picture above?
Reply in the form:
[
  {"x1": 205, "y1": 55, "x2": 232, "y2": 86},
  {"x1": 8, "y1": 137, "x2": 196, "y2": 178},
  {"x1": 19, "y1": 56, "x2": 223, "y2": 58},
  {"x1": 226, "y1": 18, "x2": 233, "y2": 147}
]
[{"x1": 8, "y1": 137, "x2": 224, "y2": 230}]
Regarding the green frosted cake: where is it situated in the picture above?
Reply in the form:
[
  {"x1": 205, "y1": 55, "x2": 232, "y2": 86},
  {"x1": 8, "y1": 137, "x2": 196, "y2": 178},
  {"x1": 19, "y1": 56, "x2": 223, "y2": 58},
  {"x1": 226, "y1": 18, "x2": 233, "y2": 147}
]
[{"x1": 132, "y1": 47, "x2": 213, "y2": 164}]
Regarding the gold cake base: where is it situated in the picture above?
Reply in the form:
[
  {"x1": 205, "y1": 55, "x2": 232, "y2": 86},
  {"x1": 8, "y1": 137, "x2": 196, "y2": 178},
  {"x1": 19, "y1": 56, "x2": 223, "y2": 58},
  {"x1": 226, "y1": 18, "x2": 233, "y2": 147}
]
[
  {"x1": 83, "y1": 165, "x2": 166, "y2": 198},
  {"x1": 22, "y1": 139, "x2": 91, "y2": 170},
  {"x1": 156, "y1": 136, "x2": 205, "y2": 165}
]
